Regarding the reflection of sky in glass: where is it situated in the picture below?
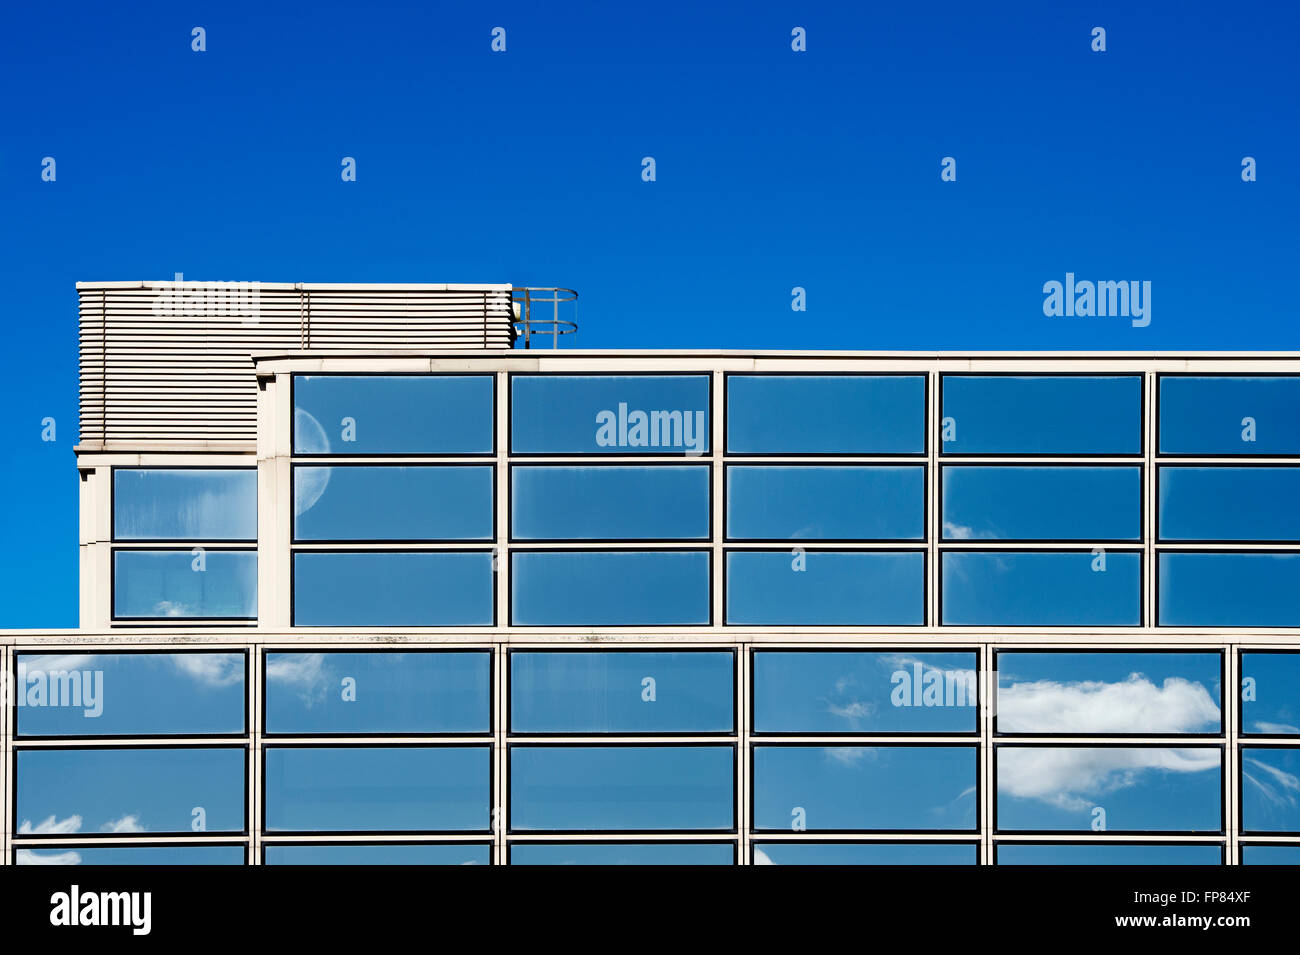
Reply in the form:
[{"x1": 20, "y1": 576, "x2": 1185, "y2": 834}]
[
  {"x1": 16, "y1": 652, "x2": 245, "y2": 737},
  {"x1": 1241, "y1": 748, "x2": 1300, "y2": 832},
  {"x1": 996, "y1": 652, "x2": 1221, "y2": 735},
  {"x1": 997, "y1": 844, "x2": 1220, "y2": 865},
  {"x1": 18, "y1": 845, "x2": 245, "y2": 866},
  {"x1": 1241, "y1": 653, "x2": 1300, "y2": 735},
  {"x1": 265, "y1": 652, "x2": 490, "y2": 735},
  {"x1": 727, "y1": 376, "x2": 925, "y2": 454},
  {"x1": 114, "y1": 550, "x2": 256, "y2": 619},
  {"x1": 510, "y1": 746, "x2": 734, "y2": 831},
  {"x1": 726, "y1": 551, "x2": 924, "y2": 625},
  {"x1": 1159, "y1": 377, "x2": 1300, "y2": 455},
  {"x1": 17, "y1": 748, "x2": 245, "y2": 835},
  {"x1": 512, "y1": 551, "x2": 710, "y2": 626},
  {"x1": 114, "y1": 469, "x2": 256, "y2": 541},
  {"x1": 754, "y1": 842, "x2": 977, "y2": 865},
  {"x1": 752, "y1": 746, "x2": 977, "y2": 831},
  {"x1": 510, "y1": 651, "x2": 733, "y2": 733},
  {"x1": 1159, "y1": 553, "x2": 1300, "y2": 626},
  {"x1": 942, "y1": 466, "x2": 1140, "y2": 541},
  {"x1": 294, "y1": 466, "x2": 493, "y2": 541},
  {"x1": 727, "y1": 466, "x2": 924, "y2": 540},
  {"x1": 753, "y1": 651, "x2": 977, "y2": 733},
  {"x1": 512, "y1": 466, "x2": 709, "y2": 540},
  {"x1": 293, "y1": 552, "x2": 494, "y2": 626},
  {"x1": 1160, "y1": 467, "x2": 1300, "y2": 541},
  {"x1": 264, "y1": 746, "x2": 490, "y2": 832},
  {"x1": 996, "y1": 746, "x2": 1221, "y2": 832},
  {"x1": 941, "y1": 376, "x2": 1141, "y2": 454},
  {"x1": 942, "y1": 551, "x2": 1140, "y2": 626},
  {"x1": 510, "y1": 843, "x2": 733, "y2": 865},
  {"x1": 293, "y1": 375, "x2": 494, "y2": 454},
  {"x1": 1242, "y1": 845, "x2": 1300, "y2": 865},
  {"x1": 264, "y1": 844, "x2": 490, "y2": 865}
]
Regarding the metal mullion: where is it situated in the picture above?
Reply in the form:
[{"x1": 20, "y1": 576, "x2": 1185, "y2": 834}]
[
  {"x1": 928, "y1": 370, "x2": 939, "y2": 627},
  {"x1": 258, "y1": 833, "x2": 493, "y2": 844},
  {"x1": 13, "y1": 835, "x2": 248, "y2": 847},
  {"x1": 981, "y1": 642, "x2": 993, "y2": 865},
  {"x1": 503, "y1": 735, "x2": 737, "y2": 745},
  {"x1": 753, "y1": 832, "x2": 982, "y2": 842},
  {"x1": 504, "y1": 832, "x2": 737, "y2": 842},
  {"x1": 751, "y1": 735, "x2": 978, "y2": 745},
  {"x1": 249, "y1": 642, "x2": 262, "y2": 864},
  {"x1": 992, "y1": 834, "x2": 1225, "y2": 843},
  {"x1": 14, "y1": 737, "x2": 252, "y2": 748},
  {"x1": 738, "y1": 643, "x2": 750, "y2": 863},
  {"x1": 1226, "y1": 643, "x2": 1240, "y2": 864},
  {"x1": 494, "y1": 642, "x2": 506, "y2": 865},
  {"x1": 2, "y1": 644, "x2": 10, "y2": 866},
  {"x1": 993, "y1": 736, "x2": 1227, "y2": 746}
]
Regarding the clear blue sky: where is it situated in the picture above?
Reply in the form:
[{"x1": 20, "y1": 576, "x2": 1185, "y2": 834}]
[{"x1": 1, "y1": 0, "x2": 1296, "y2": 627}]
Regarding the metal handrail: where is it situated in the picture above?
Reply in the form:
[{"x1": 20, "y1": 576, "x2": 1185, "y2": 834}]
[{"x1": 511, "y1": 287, "x2": 578, "y2": 349}]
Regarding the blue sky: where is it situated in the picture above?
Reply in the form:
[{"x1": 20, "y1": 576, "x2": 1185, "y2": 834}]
[{"x1": 1, "y1": 0, "x2": 1296, "y2": 626}]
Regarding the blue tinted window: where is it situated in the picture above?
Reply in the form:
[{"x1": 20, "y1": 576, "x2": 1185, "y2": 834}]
[
  {"x1": 996, "y1": 746, "x2": 1221, "y2": 832},
  {"x1": 16, "y1": 652, "x2": 245, "y2": 737},
  {"x1": 511, "y1": 375, "x2": 709, "y2": 455},
  {"x1": 510, "y1": 843, "x2": 733, "y2": 865},
  {"x1": 727, "y1": 466, "x2": 924, "y2": 540},
  {"x1": 1242, "y1": 845, "x2": 1300, "y2": 864},
  {"x1": 17, "y1": 846, "x2": 245, "y2": 866},
  {"x1": 1242, "y1": 748, "x2": 1300, "y2": 832},
  {"x1": 753, "y1": 651, "x2": 977, "y2": 733},
  {"x1": 726, "y1": 551, "x2": 924, "y2": 626},
  {"x1": 509, "y1": 746, "x2": 734, "y2": 831},
  {"x1": 1160, "y1": 467, "x2": 1300, "y2": 541},
  {"x1": 752, "y1": 746, "x2": 976, "y2": 831},
  {"x1": 942, "y1": 467, "x2": 1140, "y2": 541},
  {"x1": 114, "y1": 469, "x2": 256, "y2": 541},
  {"x1": 997, "y1": 844, "x2": 1220, "y2": 865},
  {"x1": 266, "y1": 651, "x2": 491, "y2": 735},
  {"x1": 294, "y1": 466, "x2": 493, "y2": 541},
  {"x1": 511, "y1": 551, "x2": 710, "y2": 626},
  {"x1": 1241, "y1": 653, "x2": 1300, "y2": 736},
  {"x1": 114, "y1": 550, "x2": 256, "y2": 619},
  {"x1": 753, "y1": 842, "x2": 977, "y2": 865},
  {"x1": 1160, "y1": 376, "x2": 1300, "y2": 455},
  {"x1": 293, "y1": 552, "x2": 494, "y2": 626},
  {"x1": 512, "y1": 466, "x2": 709, "y2": 540},
  {"x1": 726, "y1": 375, "x2": 924, "y2": 454},
  {"x1": 941, "y1": 376, "x2": 1141, "y2": 454},
  {"x1": 264, "y1": 746, "x2": 490, "y2": 832},
  {"x1": 942, "y1": 551, "x2": 1140, "y2": 626},
  {"x1": 16, "y1": 747, "x2": 246, "y2": 835},
  {"x1": 510, "y1": 651, "x2": 733, "y2": 733},
  {"x1": 293, "y1": 375, "x2": 493, "y2": 454},
  {"x1": 1159, "y1": 553, "x2": 1300, "y2": 627},
  {"x1": 995, "y1": 652, "x2": 1221, "y2": 735},
  {"x1": 264, "y1": 843, "x2": 490, "y2": 865}
]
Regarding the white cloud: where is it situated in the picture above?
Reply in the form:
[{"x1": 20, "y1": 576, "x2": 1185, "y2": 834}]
[
  {"x1": 1242, "y1": 757, "x2": 1300, "y2": 810},
  {"x1": 152, "y1": 601, "x2": 191, "y2": 617},
  {"x1": 170, "y1": 652, "x2": 243, "y2": 688},
  {"x1": 16, "y1": 849, "x2": 83, "y2": 866},
  {"x1": 1252, "y1": 721, "x2": 1300, "y2": 735},
  {"x1": 752, "y1": 847, "x2": 776, "y2": 865},
  {"x1": 998, "y1": 747, "x2": 1218, "y2": 812},
  {"x1": 998, "y1": 674, "x2": 1219, "y2": 734},
  {"x1": 265, "y1": 652, "x2": 330, "y2": 707},
  {"x1": 824, "y1": 746, "x2": 875, "y2": 767},
  {"x1": 99, "y1": 814, "x2": 145, "y2": 834},
  {"x1": 19, "y1": 814, "x2": 83, "y2": 835}
]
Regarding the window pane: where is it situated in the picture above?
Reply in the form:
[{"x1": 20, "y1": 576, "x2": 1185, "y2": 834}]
[
  {"x1": 996, "y1": 746, "x2": 1221, "y2": 832},
  {"x1": 1159, "y1": 553, "x2": 1300, "y2": 627},
  {"x1": 511, "y1": 375, "x2": 709, "y2": 455},
  {"x1": 264, "y1": 746, "x2": 490, "y2": 832},
  {"x1": 726, "y1": 551, "x2": 924, "y2": 626},
  {"x1": 752, "y1": 651, "x2": 977, "y2": 733},
  {"x1": 510, "y1": 651, "x2": 733, "y2": 733},
  {"x1": 15, "y1": 652, "x2": 245, "y2": 737},
  {"x1": 942, "y1": 466, "x2": 1140, "y2": 541},
  {"x1": 1241, "y1": 653, "x2": 1300, "y2": 736},
  {"x1": 753, "y1": 843, "x2": 977, "y2": 865},
  {"x1": 942, "y1": 551, "x2": 1140, "y2": 626},
  {"x1": 1160, "y1": 376, "x2": 1300, "y2": 454},
  {"x1": 293, "y1": 552, "x2": 494, "y2": 626},
  {"x1": 293, "y1": 375, "x2": 493, "y2": 454},
  {"x1": 726, "y1": 375, "x2": 925, "y2": 454},
  {"x1": 509, "y1": 746, "x2": 734, "y2": 831},
  {"x1": 294, "y1": 466, "x2": 492, "y2": 541},
  {"x1": 1242, "y1": 845, "x2": 1300, "y2": 864},
  {"x1": 1159, "y1": 467, "x2": 1300, "y2": 541},
  {"x1": 17, "y1": 846, "x2": 245, "y2": 866},
  {"x1": 511, "y1": 551, "x2": 709, "y2": 626},
  {"x1": 264, "y1": 844, "x2": 490, "y2": 865},
  {"x1": 941, "y1": 376, "x2": 1141, "y2": 454},
  {"x1": 995, "y1": 652, "x2": 1221, "y2": 735},
  {"x1": 114, "y1": 469, "x2": 256, "y2": 541},
  {"x1": 752, "y1": 745, "x2": 977, "y2": 831},
  {"x1": 997, "y1": 844, "x2": 1221, "y2": 865},
  {"x1": 266, "y1": 651, "x2": 491, "y2": 735},
  {"x1": 509, "y1": 843, "x2": 733, "y2": 865},
  {"x1": 727, "y1": 466, "x2": 924, "y2": 540},
  {"x1": 1242, "y1": 748, "x2": 1300, "y2": 832},
  {"x1": 114, "y1": 550, "x2": 256, "y2": 620},
  {"x1": 512, "y1": 466, "x2": 709, "y2": 540},
  {"x1": 16, "y1": 748, "x2": 246, "y2": 835}
]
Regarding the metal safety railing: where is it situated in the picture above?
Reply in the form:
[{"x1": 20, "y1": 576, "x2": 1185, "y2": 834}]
[{"x1": 511, "y1": 287, "x2": 578, "y2": 348}]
